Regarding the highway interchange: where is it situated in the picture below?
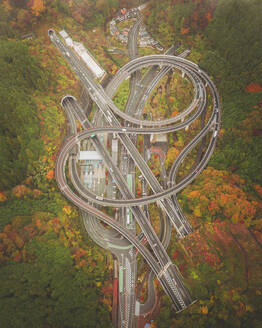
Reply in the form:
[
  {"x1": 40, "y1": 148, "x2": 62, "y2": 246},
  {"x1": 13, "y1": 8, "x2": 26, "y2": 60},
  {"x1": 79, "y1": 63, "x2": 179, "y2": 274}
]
[{"x1": 49, "y1": 12, "x2": 221, "y2": 328}]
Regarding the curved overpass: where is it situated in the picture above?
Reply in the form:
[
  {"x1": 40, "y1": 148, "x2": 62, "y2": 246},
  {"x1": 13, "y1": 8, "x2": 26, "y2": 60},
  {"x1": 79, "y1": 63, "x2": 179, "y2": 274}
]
[{"x1": 49, "y1": 28, "x2": 221, "y2": 315}]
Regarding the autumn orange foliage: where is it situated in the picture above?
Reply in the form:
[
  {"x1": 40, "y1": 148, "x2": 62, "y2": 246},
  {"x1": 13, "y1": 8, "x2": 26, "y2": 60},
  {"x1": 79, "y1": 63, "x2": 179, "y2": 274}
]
[
  {"x1": 183, "y1": 168, "x2": 260, "y2": 227},
  {"x1": 32, "y1": 189, "x2": 42, "y2": 198},
  {"x1": 254, "y1": 185, "x2": 262, "y2": 198},
  {"x1": 201, "y1": 306, "x2": 208, "y2": 314},
  {"x1": 181, "y1": 27, "x2": 190, "y2": 35},
  {"x1": 0, "y1": 192, "x2": 7, "y2": 202},
  {"x1": 2, "y1": 0, "x2": 12, "y2": 12},
  {"x1": 63, "y1": 205, "x2": 72, "y2": 215},
  {"x1": 74, "y1": 248, "x2": 87, "y2": 261},
  {"x1": 46, "y1": 169, "x2": 54, "y2": 180},
  {"x1": 206, "y1": 12, "x2": 212, "y2": 22},
  {"x1": 171, "y1": 110, "x2": 179, "y2": 117},
  {"x1": 165, "y1": 147, "x2": 180, "y2": 169},
  {"x1": 245, "y1": 83, "x2": 262, "y2": 93},
  {"x1": 12, "y1": 185, "x2": 32, "y2": 198},
  {"x1": 28, "y1": 0, "x2": 45, "y2": 17},
  {"x1": 0, "y1": 209, "x2": 106, "y2": 275}
]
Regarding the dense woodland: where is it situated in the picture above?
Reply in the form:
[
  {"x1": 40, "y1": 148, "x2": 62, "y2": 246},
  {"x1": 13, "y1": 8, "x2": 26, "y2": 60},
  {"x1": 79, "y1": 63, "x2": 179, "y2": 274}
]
[{"x1": 0, "y1": 0, "x2": 262, "y2": 327}]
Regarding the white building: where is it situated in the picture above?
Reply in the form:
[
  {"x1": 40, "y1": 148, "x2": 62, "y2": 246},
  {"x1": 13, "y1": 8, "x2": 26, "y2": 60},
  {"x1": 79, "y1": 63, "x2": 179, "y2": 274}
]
[
  {"x1": 59, "y1": 30, "x2": 74, "y2": 47},
  {"x1": 79, "y1": 151, "x2": 103, "y2": 161},
  {"x1": 150, "y1": 133, "x2": 168, "y2": 143},
  {"x1": 59, "y1": 30, "x2": 105, "y2": 79},
  {"x1": 73, "y1": 42, "x2": 105, "y2": 79},
  {"x1": 138, "y1": 4, "x2": 147, "y2": 11},
  {"x1": 112, "y1": 138, "x2": 118, "y2": 165}
]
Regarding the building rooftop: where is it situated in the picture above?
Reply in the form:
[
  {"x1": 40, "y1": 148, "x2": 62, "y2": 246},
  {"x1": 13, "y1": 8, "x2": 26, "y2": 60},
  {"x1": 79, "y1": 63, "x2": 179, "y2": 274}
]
[
  {"x1": 79, "y1": 151, "x2": 103, "y2": 160},
  {"x1": 59, "y1": 30, "x2": 69, "y2": 39},
  {"x1": 150, "y1": 133, "x2": 168, "y2": 143},
  {"x1": 59, "y1": 30, "x2": 105, "y2": 79}
]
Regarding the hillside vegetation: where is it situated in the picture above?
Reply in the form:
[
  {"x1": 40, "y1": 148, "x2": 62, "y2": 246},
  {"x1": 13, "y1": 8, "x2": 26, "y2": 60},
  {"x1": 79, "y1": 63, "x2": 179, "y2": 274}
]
[
  {"x1": 0, "y1": 1, "x2": 122, "y2": 327},
  {"x1": 0, "y1": 40, "x2": 47, "y2": 190},
  {"x1": 143, "y1": 0, "x2": 262, "y2": 326},
  {"x1": 144, "y1": 0, "x2": 262, "y2": 186}
]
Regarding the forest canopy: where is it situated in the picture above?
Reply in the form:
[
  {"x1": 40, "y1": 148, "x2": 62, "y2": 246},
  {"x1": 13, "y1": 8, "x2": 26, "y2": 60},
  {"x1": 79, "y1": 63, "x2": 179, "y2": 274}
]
[
  {"x1": 0, "y1": 40, "x2": 47, "y2": 189},
  {"x1": 144, "y1": 0, "x2": 262, "y2": 186}
]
